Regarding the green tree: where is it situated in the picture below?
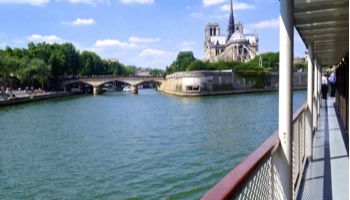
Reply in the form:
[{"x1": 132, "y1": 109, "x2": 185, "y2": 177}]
[
  {"x1": 0, "y1": 55, "x2": 22, "y2": 86},
  {"x1": 167, "y1": 51, "x2": 196, "y2": 73},
  {"x1": 48, "y1": 50, "x2": 66, "y2": 79},
  {"x1": 79, "y1": 51, "x2": 105, "y2": 76},
  {"x1": 4, "y1": 46, "x2": 13, "y2": 57},
  {"x1": 106, "y1": 61, "x2": 125, "y2": 75},
  {"x1": 27, "y1": 42, "x2": 51, "y2": 62},
  {"x1": 294, "y1": 62, "x2": 307, "y2": 72},
  {"x1": 186, "y1": 60, "x2": 213, "y2": 71},
  {"x1": 12, "y1": 48, "x2": 26, "y2": 59},
  {"x1": 61, "y1": 43, "x2": 80, "y2": 76},
  {"x1": 250, "y1": 52, "x2": 279, "y2": 70},
  {"x1": 149, "y1": 68, "x2": 164, "y2": 76},
  {"x1": 123, "y1": 65, "x2": 136, "y2": 76},
  {"x1": 30, "y1": 58, "x2": 51, "y2": 89}
]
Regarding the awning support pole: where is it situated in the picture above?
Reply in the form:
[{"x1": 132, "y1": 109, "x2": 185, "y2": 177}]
[{"x1": 278, "y1": 0, "x2": 294, "y2": 199}]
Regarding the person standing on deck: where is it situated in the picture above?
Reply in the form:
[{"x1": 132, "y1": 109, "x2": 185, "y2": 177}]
[
  {"x1": 321, "y1": 73, "x2": 328, "y2": 99},
  {"x1": 329, "y1": 69, "x2": 336, "y2": 97}
]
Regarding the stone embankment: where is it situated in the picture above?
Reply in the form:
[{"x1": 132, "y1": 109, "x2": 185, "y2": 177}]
[
  {"x1": 0, "y1": 91, "x2": 73, "y2": 107},
  {"x1": 157, "y1": 70, "x2": 307, "y2": 96}
]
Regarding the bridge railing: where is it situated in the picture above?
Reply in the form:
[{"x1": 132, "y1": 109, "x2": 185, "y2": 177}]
[{"x1": 202, "y1": 102, "x2": 313, "y2": 200}]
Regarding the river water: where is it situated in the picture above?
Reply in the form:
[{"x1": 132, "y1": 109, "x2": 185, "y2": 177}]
[{"x1": 0, "y1": 89, "x2": 306, "y2": 199}]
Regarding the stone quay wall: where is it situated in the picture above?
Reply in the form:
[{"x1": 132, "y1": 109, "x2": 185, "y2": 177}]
[
  {"x1": 0, "y1": 91, "x2": 73, "y2": 107},
  {"x1": 158, "y1": 70, "x2": 307, "y2": 96}
]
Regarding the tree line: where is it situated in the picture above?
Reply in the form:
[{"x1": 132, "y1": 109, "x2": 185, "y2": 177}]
[
  {"x1": 165, "y1": 51, "x2": 276, "y2": 75},
  {"x1": 164, "y1": 51, "x2": 306, "y2": 75},
  {"x1": 0, "y1": 42, "x2": 141, "y2": 90},
  {"x1": 1, "y1": 42, "x2": 305, "y2": 90}
]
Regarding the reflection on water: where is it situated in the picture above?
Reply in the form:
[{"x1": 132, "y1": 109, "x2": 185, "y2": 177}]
[{"x1": 0, "y1": 89, "x2": 306, "y2": 199}]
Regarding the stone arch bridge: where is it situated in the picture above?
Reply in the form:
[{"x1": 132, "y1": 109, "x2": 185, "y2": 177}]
[{"x1": 62, "y1": 76, "x2": 164, "y2": 94}]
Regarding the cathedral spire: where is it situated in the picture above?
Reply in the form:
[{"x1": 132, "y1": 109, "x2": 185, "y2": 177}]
[{"x1": 226, "y1": 0, "x2": 235, "y2": 42}]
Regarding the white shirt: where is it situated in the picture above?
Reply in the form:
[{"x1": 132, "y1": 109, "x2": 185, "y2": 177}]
[{"x1": 322, "y1": 76, "x2": 328, "y2": 85}]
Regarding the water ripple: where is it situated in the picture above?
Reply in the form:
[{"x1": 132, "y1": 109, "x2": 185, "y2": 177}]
[{"x1": 0, "y1": 90, "x2": 306, "y2": 199}]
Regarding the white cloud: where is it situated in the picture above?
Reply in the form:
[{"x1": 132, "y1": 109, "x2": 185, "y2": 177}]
[
  {"x1": 94, "y1": 39, "x2": 137, "y2": 48},
  {"x1": 220, "y1": 2, "x2": 255, "y2": 11},
  {"x1": 203, "y1": 0, "x2": 226, "y2": 7},
  {"x1": 61, "y1": 18, "x2": 96, "y2": 26},
  {"x1": 0, "y1": 0, "x2": 49, "y2": 5},
  {"x1": 120, "y1": 0, "x2": 154, "y2": 4},
  {"x1": 247, "y1": 18, "x2": 279, "y2": 29},
  {"x1": 27, "y1": 34, "x2": 65, "y2": 44},
  {"x1": 0, "y1": 42, "x2": 6, "y2": 47},
  {"x1": 129, "y1": 37, "x2": 160, "y2": 43},
  {"x1": 140, "y1": 48, "x2": 170, "y2": 56}
]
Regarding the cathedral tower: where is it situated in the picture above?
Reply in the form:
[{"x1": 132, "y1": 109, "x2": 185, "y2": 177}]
[
  {"x1": 204, "y1": 0, "x2": 259, "y2": 62},
  {"x1": 226, "y1": 0, "x2": 235, "y2": 42},
  {"x1": 205, "y1": 23, "x2": 220, "y2": 47}
]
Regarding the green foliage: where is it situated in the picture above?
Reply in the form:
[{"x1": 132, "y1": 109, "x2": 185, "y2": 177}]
[
  {"x1": 48, "y1": 49, "x2": 66, "y2": 79},
  {"x1": 166, "y1": 51, "x2": 196, "y2": 74},
  {"x1": 149, "y1": 69, "x2": 164, "y2": 77},
  {"x1": 79, "y1": 51, "x2": 104, "y2": 76},
  {"x1": 164, "y1": 51, "x2": 271, "y2": 76},
  {"x1": 235, "y1": 70, "x2": 270, "y2": 89},
  {"x1": 29, "y1": 58, "x2": 51, "y2": 88},
  {"x1": 184, "y1": 59, "x2": 264, "y2": 72},
  {"x1": 162, "y1": 51, "x2": 272, "y2": 89},
  {"x1": 0, "y1": 55, "x2": 20, "y2": 81},
  {"x1": 250, "y1": 52, "x2": 279, "y2": 70},
  {"x1": 294, "y1": 62, "x2": 307, "y2": 72},
  {"x1": 186, "y1": 60, "x2": 213, "y2": 71},
  {"x1": 105, "y1": 60, "x2": 125, "y2": 76},
  {"x1": 123, "y1": 65, "x2": 136, "y2": 76},
  {"x1": 0, "y1": 42, "x2": 149, "y2": 90}
]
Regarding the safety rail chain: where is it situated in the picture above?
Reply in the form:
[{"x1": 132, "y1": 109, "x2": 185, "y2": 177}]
[{"x1": 202, "y1": 102, "x2": 312, "y2": 200}]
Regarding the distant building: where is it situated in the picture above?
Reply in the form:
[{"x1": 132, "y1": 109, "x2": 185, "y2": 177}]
[
  {"x1": 294, "y1": 57, "x2": 306, "y2": 63},
  {"x1": 135, "y1": 67, "x2": 151, "y2": 76},
  {"x1": 204, "y1": 0, "x2": 259, "y2": 62},
  {"x1": 107, "y1": 58, "x2": 119, "y2": 63}
]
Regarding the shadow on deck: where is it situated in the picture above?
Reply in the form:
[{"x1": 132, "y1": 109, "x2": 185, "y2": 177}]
[{"x1": 298, "y1": 97, "x2": 349, "y2": 200}]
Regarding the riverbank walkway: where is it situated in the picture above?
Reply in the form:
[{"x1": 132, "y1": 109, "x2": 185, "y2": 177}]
[
  {"x1": 0, "y1": 90, "x2": 71, "y2": 107},
  {"x1": 297, "y1": 97, "x2": 349, "y2": 200}
]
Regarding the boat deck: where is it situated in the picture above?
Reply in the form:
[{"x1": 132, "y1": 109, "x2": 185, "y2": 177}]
[{"x1": 298, "y1": 97, "x2": 349, "y2": 200}]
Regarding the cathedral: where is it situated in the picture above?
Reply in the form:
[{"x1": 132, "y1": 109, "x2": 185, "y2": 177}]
[{"x1": 204, "y1": 0, "x2": 259, "y2": 62}]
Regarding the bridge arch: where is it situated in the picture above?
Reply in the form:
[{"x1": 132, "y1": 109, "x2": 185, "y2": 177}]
[{"x1": 62, "y1": 76, "x2": 164, "y2": 94}]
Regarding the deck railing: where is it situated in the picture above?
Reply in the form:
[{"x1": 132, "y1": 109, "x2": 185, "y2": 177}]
[{"x1": 202, "y1": 102, "x2": 313, "y2": 200}]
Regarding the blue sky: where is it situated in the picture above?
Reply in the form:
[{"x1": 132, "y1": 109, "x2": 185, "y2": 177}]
[{"x1": 0, "y1": 0, "x2": 306, "y2": 69}]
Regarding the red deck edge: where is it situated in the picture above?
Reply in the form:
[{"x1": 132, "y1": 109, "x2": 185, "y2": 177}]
[
  {"x1": 201, "y1": 103, "x2": 307, "y2": 200},
  {"x1": 201, "y1": 130, "x2": 279, "y2": 200}
]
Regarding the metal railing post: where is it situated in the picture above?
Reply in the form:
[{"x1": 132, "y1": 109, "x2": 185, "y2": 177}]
[{"x1": 278, "y1": 0, "x2": 294, "y2": 199}]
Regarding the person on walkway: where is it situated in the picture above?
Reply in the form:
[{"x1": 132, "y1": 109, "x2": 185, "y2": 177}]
[
  {"x1": 329, "y1": 70, "x2": 336, "y2": 97},
  {"x1": 321, "y1": 73, "x2": 328, "y2": 99}
]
